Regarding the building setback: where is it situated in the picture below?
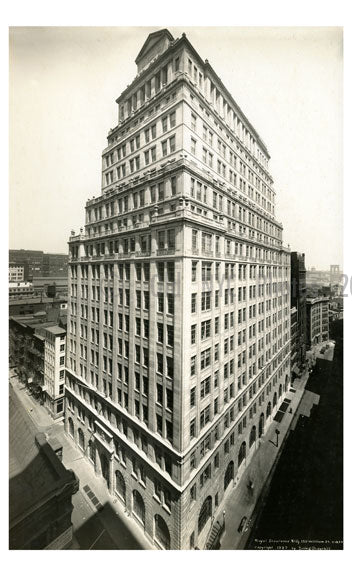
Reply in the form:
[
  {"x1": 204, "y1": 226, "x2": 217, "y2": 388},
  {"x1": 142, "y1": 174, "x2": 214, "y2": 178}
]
[{"x1": 66, "y1": 29, "x2": 291, "y2": 550}]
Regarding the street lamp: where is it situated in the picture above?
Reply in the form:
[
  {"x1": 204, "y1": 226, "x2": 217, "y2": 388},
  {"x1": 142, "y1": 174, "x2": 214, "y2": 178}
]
[{"x1": 275, "y1": 428, "x2": 280, "y2": 447}]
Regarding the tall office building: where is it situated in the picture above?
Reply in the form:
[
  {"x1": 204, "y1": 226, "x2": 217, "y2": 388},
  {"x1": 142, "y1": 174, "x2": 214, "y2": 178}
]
[{"x1": 66, "y1": 29, "x2": 291, "y2": 550}]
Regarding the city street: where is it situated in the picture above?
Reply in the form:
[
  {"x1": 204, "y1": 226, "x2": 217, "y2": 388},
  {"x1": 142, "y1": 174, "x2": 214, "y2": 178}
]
[
  {"x1": 246, "y1": 320, "x2": 343, "y2": 550},
  {"x1": 209, "y1": 369, "x2": 311, "y2": 550},
  {"x1": 9, "y1": 322, "x2": 341, "y2": 551},
  {"x1": 10, "y1": 364, "x2": 312, "y2": 551},
  {"x1": 9, "y1": 372, "x2": 153, "y2": 550}
]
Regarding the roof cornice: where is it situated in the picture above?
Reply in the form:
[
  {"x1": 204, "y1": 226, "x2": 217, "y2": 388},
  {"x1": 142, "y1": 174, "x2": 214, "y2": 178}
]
[{"x1": 116, "y1": 32, "x2": 269, "y2": 157}]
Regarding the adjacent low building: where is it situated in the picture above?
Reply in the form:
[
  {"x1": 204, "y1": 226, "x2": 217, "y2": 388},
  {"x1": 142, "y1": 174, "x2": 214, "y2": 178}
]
[
  {"x1": 36, "y1": 325, "x2": 66, "y2": 419},
  {"x1": 9, "y1": 316, "x2": 66, "y2": 419},
  {"x1": 9, "y1": 249, "x2": 68, "y2": 281},
  {"x1": 9, "y1": 282, "x2": 34, "y2": 299},
  {"x1": 290, "y1": 252, "x2": 306, "y2": 373},
  {"x1": 9, "y1": 296, "x2": 67, "y2": 318},
  {"x1": 290, "y1": 306, "x2": 298, "y2": 377},
  {"x1": 9, "y1": 249, "x2": 44, "y2": 281},
  {"x1": 32, "y1": 275, "x2": 68, "y2": 298},
  {"x1": 9, "y1": 387, "x2": 78, "y2": 549},
  {"x1": 306, "y1": 296, "x2": 329, "y2": 349},
  {"x1": 9, "y1": 264, "x2": 24, "y2": 282}
]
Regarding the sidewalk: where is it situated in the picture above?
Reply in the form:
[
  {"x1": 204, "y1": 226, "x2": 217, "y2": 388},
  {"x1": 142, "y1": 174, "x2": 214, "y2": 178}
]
[
  {"x1": 10, "y1": 369, "x2": 311, "y2": 551},
  {"x1": 213, "y1": 371, "x2": 310, "y2": 550},
  {"x1": 57, "y1": 428, "x2": 154, "y2": 550},
  {"x1": 9, "y1": 372, "x2": 154, "y2": 550}
]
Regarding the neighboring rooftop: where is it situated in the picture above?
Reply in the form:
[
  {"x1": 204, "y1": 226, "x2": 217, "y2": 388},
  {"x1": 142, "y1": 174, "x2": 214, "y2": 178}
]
[
  {"x1": 9, "y1": 296, "x2": 67, "y2": 306},
  {"x1": 9, "y1": 388, "x2": 59, "y2": 524},
  {"x1": 306, "y1": 296, "x2": 330, "y2": 304},
  {"x1": 10, "y1": 316, "x2": 58, "y2": 330},
  {"x1": 44, "y1": 325, "x2": 66, "y2": 336}
]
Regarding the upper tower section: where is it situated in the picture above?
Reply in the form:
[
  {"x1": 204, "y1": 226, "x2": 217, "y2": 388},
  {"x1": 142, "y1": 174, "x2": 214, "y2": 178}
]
[{"x1": 135, "y1": 29, "x2": 174, "y2": 73}]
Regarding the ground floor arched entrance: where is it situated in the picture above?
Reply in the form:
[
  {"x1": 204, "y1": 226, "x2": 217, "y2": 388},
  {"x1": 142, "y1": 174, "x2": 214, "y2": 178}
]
[
  {"x1": 100, "y1": 453, "x2": 110, "y2": 489},
  {"x1": 154, "y1": 514, "x2": 170, "y2": 549},
  {"x1": 224, "y1": 461, "x2": 234, "y2": 491},
  {"x1": 238, "y1": 441, "x2": 246, "y2": 467},
  {"x1": 198, "y1": 496, "x2": 212, "y2": 535},
  {"x1": 249, "y1": 425, "x2": 256, "y2": 447},
  {"x1": 259, "y1": 413, "x2": 264, "y2": 438}
]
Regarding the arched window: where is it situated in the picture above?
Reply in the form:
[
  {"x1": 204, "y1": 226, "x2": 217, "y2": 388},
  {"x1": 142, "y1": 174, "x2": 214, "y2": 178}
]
[
  {"x1": 284, "y1": 375, "x2": 289, "y2": 392},
  {"x1": 249, "y1": 425, "x2": 256, "y2": 448},
  {"x1": 88, "y1": 440, "x2": 96, "y2": 464},
  {"x1": 273, "y1": 392, "x2": 277, "y2": 407},
  {"x1": 154, "y1": 514, "x2": 171, "y2": 550},
  {"x1": 258, "y1": 413, "x2": 264, "y2": 438},
  {"x1": 133, "y1": 490, "x2": 145, "y2": 526},
  {"x1": 198, "y1": 496, "x2": 212, "y2": 534},
  {"x1": 115, "y1": 470, "x2": 126, "y2": 503},
  {"x1": 101, "y1": 453, "x2": 110, "y2": 488},
  {"x1": 279, "y1": 383, "x2": 283, "y2": 397},
  {"x1": 266, "y1": 402, "x2": 272, "y2": 420},
  {"x1": 238, "y1": 441, "x2": 246, "y2": 467},
  {"x1": 224, "y1": 461, "x2": 234, "y2": 491},
  {"x1": 68, "y1": 417, "x2": 74, "y2": 438},
  {"x1": 78, "y1": 428, "x2": 85, "y2": 450}
]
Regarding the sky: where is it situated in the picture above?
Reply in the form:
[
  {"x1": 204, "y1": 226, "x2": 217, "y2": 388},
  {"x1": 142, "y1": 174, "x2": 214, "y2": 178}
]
[{"x1": 9, "y1": 26, "x2": 343, "y2": 269}]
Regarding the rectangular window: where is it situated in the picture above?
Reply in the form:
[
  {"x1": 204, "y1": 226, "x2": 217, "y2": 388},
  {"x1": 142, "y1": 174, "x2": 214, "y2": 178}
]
[
  {"x1": 192, "y1": 261, "x2": 197, "y2": 282},
  {"x1": 171, "y1": 176, "x2": 177, "y2": 196},
  {"x1": 201, "y1": 291, "x2": 211, "y2": 311},
  {"x1": 158, "y1": 292, "x2": 164, "y2": 313},
  {"x1": 170, "y1": 111, "x2": 176, "y2": 127},
  {"x1": 157, "y1": 353, "x2": 163, "y2": 374},
  {"x1": 192, "y1": 229, "x2": 198, "y2": 250},
  {"x1": 191, "y1": 293, "x2": 197, "y2": 313},
  {"x1": 190, "y1": 387, "x2": 196, "y2": 407},
  {"x1": 167, "y1": 294, "x2": 174, "y2": 315},
  {"x1": 200, "y1": 348, "x2": 211, "y2": 370},
  {"x1": 200, "y1": 405, "x2": 210, "y2": 429},
  {"x1": 169, "y1": 135, "x2": 176, "y2": 152},
  {"x1": 191, "y1": 113, "x2": 197, "y2": 131},
  {"x1": 200, "y1": 376, "x2": 211, "y2": 399},
  {"x1": 190, "y1": 355, "x2": 196, "y2": 376},
  {"x1": 162, "y1": 116, "x2": 168, "y2": 133},
  {"x1": 191, "y1": 324, "x2": 196, "y2": 345},
  {"x1": 190, "y1": 418, "x2": 196, "y2": 440},
  {"x1": 201, "y1": 319, "x2": 211, "y2": 340}
]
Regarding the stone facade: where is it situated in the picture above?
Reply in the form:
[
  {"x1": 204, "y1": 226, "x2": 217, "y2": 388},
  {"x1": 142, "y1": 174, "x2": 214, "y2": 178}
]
[
  {"x1": 306, "y1": 296, "x2": 329, "y2": 349},
  {"x1": 65, "y1": 29, "x2": 291, "y2": 550}
]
